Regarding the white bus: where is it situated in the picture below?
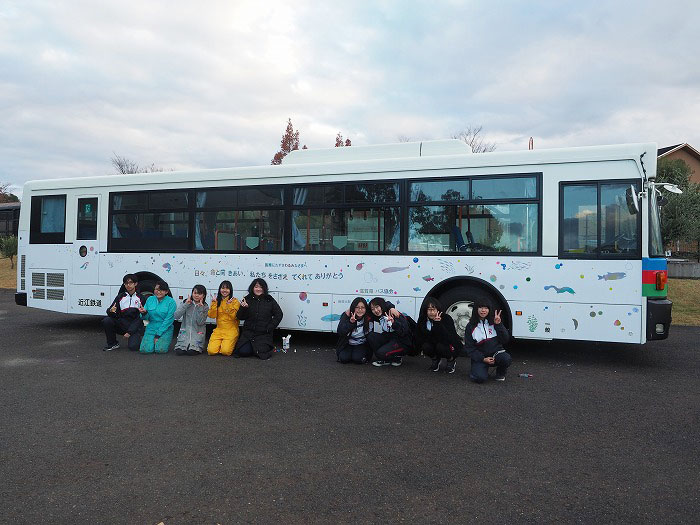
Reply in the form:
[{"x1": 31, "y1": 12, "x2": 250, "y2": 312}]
[{"x1": 15, "y1": 140, "x2": 672, "y2": 344}]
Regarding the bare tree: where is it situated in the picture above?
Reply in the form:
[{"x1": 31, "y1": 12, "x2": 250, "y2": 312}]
[
  {"x1": 335, "y1": 132, "x2": 351, "y2": 147},
  {"x1": 111, "y1": 154, "x2": 165, "y2": 174},
  {"x1": 452, "y1": 125, "x2": 497, "y2": 153},
  {"x1": 397, "y1": 135, "x2": 414, "y2": 143},
  {"x1": 0, "y1": 182, "x2": 19, "y2": 203}
]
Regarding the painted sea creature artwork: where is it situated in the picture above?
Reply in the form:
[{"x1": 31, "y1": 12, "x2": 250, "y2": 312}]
[
  {"x1": 382, "y1": 266, "x2": 409, "y2": 273},
  {"x1": 422, "y1": 275, "x2": 435, "y2": 281},
  {"x1": 299, "y1": 292, "x2": 307, "y2": 301},
  {"x1": 438, "y1": 259, "x2": 454, "y2": 273},
  {"x1": 598, "y1": 272, "x2": 626, "y2": 281},
  {"x1": 413, "y1": 287, "x2": 421, "y2": 292},
  {"x1": 80, "y1": 262, "x2": 89, "y2": 270},
  {"x1": 508, "y1": 261, "x2": 532, "y2": 271},
  {"x1": 544, "y1": 285, "x2": 575, "y2": 294},
  {"x1": 162, "y1": 263, "x2": 172, "y2": 273},
  {"x1": 356, "y1": 263, "x2": 364, "y2": 270},
  {"x1": 321, "y1": 313, "x2": 342, "y2": 322}
]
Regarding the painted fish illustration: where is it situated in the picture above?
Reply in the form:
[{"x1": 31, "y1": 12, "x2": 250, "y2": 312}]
[
  {"x1": 162, "y1": 263, "x2": 172, "y2": 273},
  {"x1": 321, "y1": 314, "x2": 342, "y2": 322},
  {"x1": 382, "y1": 266, "x2": 409, "y2": 273},
  {"x1": 80, "y1": 262, "x2": 89, "y2": 270},
  {"x1": 422, "y1": 275, "x2": 435, "y2": 282},
  {"x1": 598, "y1": 272, "x2": 626, "y2": 281},
  {"x1": 544, "y1": 285, "x2": 575, "y2": 294},
  {"x1": 413, "y1": 287, "x2": 421, "y2": 292},
  {"x1": 356, "y1": 263, "x2": 364, "y2": 270}
]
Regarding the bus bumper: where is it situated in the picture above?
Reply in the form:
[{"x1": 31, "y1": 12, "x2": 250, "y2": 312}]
[
  {"x1": 15, "y1": 292, "x2": 27, "y2": 306},
  {"x1": 647, "y1": 298, "x2": 672, "y2": 341}
]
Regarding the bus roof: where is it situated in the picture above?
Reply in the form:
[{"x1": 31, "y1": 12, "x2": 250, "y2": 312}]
[{"x1": 22, "y1": 141, "x2": 657, "y2": 192}]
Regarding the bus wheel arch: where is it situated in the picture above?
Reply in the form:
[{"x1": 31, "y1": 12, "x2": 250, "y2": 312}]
[
  {"x1": 424, "y1": 277, "x2": 511, "y2": 339},
  {"x1": 133, "y1": 271, "x2": 164, "y2": 299}
]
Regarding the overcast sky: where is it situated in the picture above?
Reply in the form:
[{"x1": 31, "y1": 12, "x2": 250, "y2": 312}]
[{"x1": 1, "y1": 0, "x2": 698, "y2": 196}]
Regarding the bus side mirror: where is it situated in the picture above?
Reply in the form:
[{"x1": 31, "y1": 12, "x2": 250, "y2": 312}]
[{"x1": 626, "y1": 185, "x2": 639, "y2": 215}]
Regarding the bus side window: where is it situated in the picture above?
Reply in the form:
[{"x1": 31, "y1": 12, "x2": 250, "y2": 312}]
[
  {"x1": 77, "y1": 198, "x2": 98, "y2": 240},
  {"x1": 30, "y1": 195, "x2": 67, "y2": 244}
]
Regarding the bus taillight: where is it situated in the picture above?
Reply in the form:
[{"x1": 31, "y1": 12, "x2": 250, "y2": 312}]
[{"x1": 655, "y1": 271, "x2": 668, "y2": 290}]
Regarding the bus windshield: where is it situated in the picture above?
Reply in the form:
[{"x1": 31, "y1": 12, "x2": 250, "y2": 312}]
[{"x1": 649, "y1": 188, "x2": 664, "y2": 257}]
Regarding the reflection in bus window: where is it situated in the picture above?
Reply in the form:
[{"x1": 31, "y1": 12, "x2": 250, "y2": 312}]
[
  {"x1": 561, "y1": 182, "x2": 638, "y2": 256},
  {"x1": 472, "y1": 176, "x2": 537, "y2": 200},
  {"x1": 77, "y1": 198, "x2": 98, "y2": 240},
  {"x1": 408, "y1": 204, "x2": 537, "y2": 253},
  {"x1": 562, "y1": 185, "x2": 597, "y2": 255},
  {"x1": 410, "y1": 180, "x2": 469, "y2": 202},
  {"x1": 111, "y1": 212, "x2": 189, "y2": 251},
  {"x1": 194, "y1": 210, "x2": 284, "y2": 251},
  {"x1": 292, "y1": 208, "x2": 400, "y2": 252},
  {"x1": 600, "y1": 184, "x2": 638, "y2": 254}
]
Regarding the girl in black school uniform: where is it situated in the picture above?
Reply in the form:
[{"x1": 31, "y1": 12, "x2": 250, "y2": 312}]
[
  {"x1": 366, "y1": 297, "x2": 413, "y2": 367},
  {"x1": 416, "y1": 297, "x2": 463, "y2": 374},
  {"x1": 463, "y1": 297, "x2": 511, "y2": 382},
  {"x1": 336, "y1": 297, "x2": 373, "y2": 364}
]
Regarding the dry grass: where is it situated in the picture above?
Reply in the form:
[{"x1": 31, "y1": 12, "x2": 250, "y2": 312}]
[
  {"x1": 1, "y1": 257, "x2": 697, "y2": 325},
  {"x1": 668, "y1": 278, "x2": 700, "y2": 326},
  {"x1": 0, "y1": 257, "x2": 16, "y2": 289}
]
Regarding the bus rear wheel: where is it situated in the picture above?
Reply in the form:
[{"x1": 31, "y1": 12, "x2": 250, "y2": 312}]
[{"x1": 439, "y1": 285, "x2": 502, "y2": 340}]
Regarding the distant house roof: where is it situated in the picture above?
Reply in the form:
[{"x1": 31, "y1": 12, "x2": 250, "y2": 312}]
[
  {"x1": 0, "y1": 202, "x2": 20, "y2": 210},
  {"x1": 657, "y1": 143, "x2": 700, "y2": 160}
]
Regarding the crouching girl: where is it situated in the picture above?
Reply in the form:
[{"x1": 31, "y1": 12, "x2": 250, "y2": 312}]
[
  {"x1": 417, "y1": 297, "x2": 462, "y2": 373},
  {"x1": 367, "y1": 297, "x2": 413, "y2": 367},
  {"x1": 139, "y1": 280, "x2": 177, "y2": 354},
  {"x1": 234, "y1": 278, "x2": 283, "y2": 360},
  {"x1": 174, "y1": 284, "x2": 208, "y2": 356},
  {"x1": 336, "y1": 297, "x2": 372, "y2": 364},
  {"x1": 463, "y1": 298, "x2": 511, "y2": 382},
  {"x1": 207, "y1": 280, "x2": 241, "y2": 356}
]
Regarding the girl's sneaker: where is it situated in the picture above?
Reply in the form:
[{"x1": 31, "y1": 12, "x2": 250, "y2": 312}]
[
  {"x1": 446, "y1": 359, "x2": 456, "y2": 374},
  {"x1": 430, "y1": 358, "x2": 441, "y2": 372}
]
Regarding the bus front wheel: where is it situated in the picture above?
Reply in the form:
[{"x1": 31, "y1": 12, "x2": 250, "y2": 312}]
[{"x1": 439, "y1": 285, "x2": 503, "y2": 340}]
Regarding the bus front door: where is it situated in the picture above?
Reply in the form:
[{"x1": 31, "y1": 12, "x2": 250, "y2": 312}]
[{"x1": 72, "y1": 196, "x2": 100, "y2": 285}]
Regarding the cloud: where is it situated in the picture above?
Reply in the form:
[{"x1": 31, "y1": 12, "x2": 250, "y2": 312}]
[{"x1": 1, "y1": 0, "x2": 699, "y2": 197}]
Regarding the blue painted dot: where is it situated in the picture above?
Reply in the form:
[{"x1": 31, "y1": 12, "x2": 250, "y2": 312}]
[
  {"x1": 413, "y1": 257, "x2": 419, "y2": 263},
  {"x1": 513, "y1": 285, "x2": 518, "y2": 289},
  {"x1": 306, "y1": 300, "x2": 310, "y2": 303}
]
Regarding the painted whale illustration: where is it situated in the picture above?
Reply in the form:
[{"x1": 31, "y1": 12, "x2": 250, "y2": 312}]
[
  {"x1": 544, "y1": 285, "x2": 575, "y2": 294},
  {"x1": 598, "y1": 272, "x2": 626, "y2": 281}
]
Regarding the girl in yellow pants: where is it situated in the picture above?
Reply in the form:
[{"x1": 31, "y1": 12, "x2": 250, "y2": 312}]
[{"x1": 207, "y1": 280, "x2": 240, "y2": 356}]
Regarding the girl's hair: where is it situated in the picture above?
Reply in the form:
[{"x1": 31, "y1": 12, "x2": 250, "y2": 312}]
[
  {"x1": 248, "y1": 278, "x2": 269, "y2": 296},
  {"x1": 216, "y1": 280, "x2": 233, "y2": 307},
  {"x1": 469, "y1": 296, "x2": 494, "y2": 325},
  {"x1": 155, "y1": 280, "x2": 169, "y2": 292},
  {"x1": 368, "y1": 297, "x2": 387, "y2": 318},
  {"x1": 349, "y1": 296, "x2": 368, "y2": 316},
  {"x1": 419, "y1": 297, "x2": 443, "y2": 320},
  {"x1": 191, "y1": 284, "x2": 207, "y2": 299}
]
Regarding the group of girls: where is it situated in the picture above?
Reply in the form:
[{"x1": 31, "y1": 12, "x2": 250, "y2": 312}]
[
  {"x1": 337, "y1": 295, "x2": 512, "y2": 382},
  {"x1": 107, "y1": 272, "x2": 511, "y2": 381},
  {"x1": 137, "y1": 277, "x2": 283, "y2": 359}
]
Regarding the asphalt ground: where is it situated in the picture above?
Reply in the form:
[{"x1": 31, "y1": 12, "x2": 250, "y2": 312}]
[{"x1": 1, "y1": 289, "x2": 699, "y2": 524}]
